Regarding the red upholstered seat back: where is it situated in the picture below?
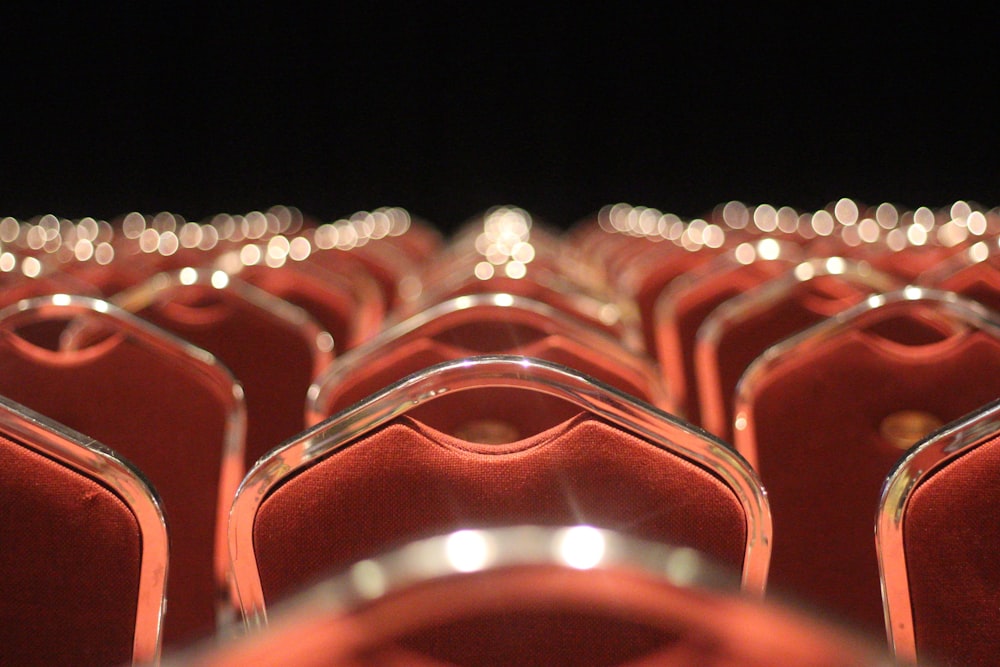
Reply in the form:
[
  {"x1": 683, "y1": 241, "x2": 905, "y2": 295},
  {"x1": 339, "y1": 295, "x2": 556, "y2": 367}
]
[
  {"x1": 0, "y1": 325, "x2": 233, "y2": 645},
  {"x1": 236, "y1": 262, "x2": 385, "y2": 351},
  {"x1": 902, "y1": 433, "x2": 1000, "y2": 666},
  {"x1": 698, "y1": 275, "x2": 880, "y2": 442},
  {"x1": 252, "y1": 413, "x2": 748, "y2": 604},
  {"x1": 739, "y1": 322, "x2": 1000, "y2": 635},
  {"x1": 129, "y1": 283, "x2": 330, "y2": 464},
  {"x1": 656, "y1": 259, "x2": 791, "y2": 424},
  {"x1": 0, "y1": 435, "x2": 142, "y2": 666}
]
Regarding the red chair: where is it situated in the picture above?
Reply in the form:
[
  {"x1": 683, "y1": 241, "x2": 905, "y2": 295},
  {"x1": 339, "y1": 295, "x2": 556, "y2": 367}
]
[
  {"x1": 0, "y1": 394, "x2": 167, "y2": 666},
  {"x1": 192, "y1": 527, "x2": 884, "y2": 667},
  {"x1": 400, "y1": 207, "x2": 645, "y2": 352},
  {"x1": 733, "y1": 288, "x2": 1000, "y2": 636},
  {"x1": 0, "y1": 294, "x2": 246, "y2": 645},
  {"x1": 696, "y1": 257, "x2": 898, "y2": 442},
  {"x1": 113, "y1": 269, "x2": 334, "y2": 466},
  {"x1": 878, "y1": 398, "x2": 1000, "y2": 666},
  {"x1": 654, "y1": 238, "x2": 801, "y2": 425},
  {"x1": 231, "y1": 356, "x2": 771, "y2": 629},
  {"x1": 918, "y1": 239, "x2": 1000, "y2": 315},
  {"x1": 306, "y1": 293, "x2": 670, "y2": 422}
]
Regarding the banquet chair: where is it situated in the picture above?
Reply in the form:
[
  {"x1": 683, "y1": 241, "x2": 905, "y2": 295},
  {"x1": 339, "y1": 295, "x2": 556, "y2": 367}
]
[
  {"x1": 231, "y1": 356, "x2": 771, "y2": 629},
  {"x1": 113, "y1": 268, "x2": 334, "y2": 466},
  {"x1": 0, "y1": 394, "x2": 167, "y2": 666},
  {"x1": 218, "y1": 249, "x2": 385, "y2": 351},
  {"x1": 0, "y1": 294, "x2": 246, "y2": 645},
  {"x1": 654, "y1": 237, "x2": 802, "y2": 424},
  {"x1": 402, "y1": 208, "x2": 643, "y2": 351},
  {"x1": 918, "y1": 239, "x2": 1000, "y2": 314},
  {"x1": 306, "y1": 292, "x2": 670, "y2": 422},
  {"x1": 190, "y1": 526, "x2": 885, "y2": 667},
  {"x1": 696, "y1": 257, "x2": 899, "y2": 442},
  {"x1": 878, "y1": 398, "x2": 1000, "y2": 666},
  {"x1": 733, "y1": 287, "x2": 1000, "y2": 636}
]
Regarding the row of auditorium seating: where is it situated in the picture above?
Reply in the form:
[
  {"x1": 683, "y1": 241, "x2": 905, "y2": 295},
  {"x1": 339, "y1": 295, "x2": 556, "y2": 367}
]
[{"x1": 0, "y1": 201, "x2": 998, "y2": 665}]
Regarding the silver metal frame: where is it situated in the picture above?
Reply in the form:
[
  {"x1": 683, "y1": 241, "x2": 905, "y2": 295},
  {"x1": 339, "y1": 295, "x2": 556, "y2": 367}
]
[
  {"x1": 733, "y1": 287, "x2": 1000, "y2": 470},
  {"x1": 231, "y1": 355, "x2": 772, "y2": 630},
  {"x1": 306, "y1": 292, "x2": 671, "y2": 421},
  {"x1": 111, "y1": 268, "x2": 336, "y2": 363},
  {"x1": 0, "y1": 293, "x2": 248, "y2": 634},
  {"x1": 876, "y1": 398, "x2": 1000, "y2": 664},
  {"x1": 653, "y1": 238, "x2": 803, "y2": 420},
  {"x1": 695, "y1": 257, "x2": 900, "y2": 438},
  {"x1": 0, "y1": 393, "x2": 169, "y2": 665}
]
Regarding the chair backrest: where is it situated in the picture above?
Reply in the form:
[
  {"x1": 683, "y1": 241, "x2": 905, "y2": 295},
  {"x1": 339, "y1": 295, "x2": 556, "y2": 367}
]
[
  {"x1": 306, "y1": 293, "x2": 670, "y2": 422},
  {"x1": 878, "y1": 398, "x2": 1000, "y2": 666},
  {"x1": 219, "y1": 251, "x2": 385, "y2": 351},
  {"x1": 193, "y1": 527, "x2": 885, "y2": 667},
  {"x1": 733, "y1": 287, "x2": 1000, "y2": 635},
  {"x1": 0, "y1": 393, "x2": 167, "y2": 666},
  {"x1": 654, "y1": 238, "x2": 801, "y2": 424},
  {"x1": 232, "y1": 355, "x2": 771, "y2": 629},
  {"x1": 918, "y1": 239, "x2": 1000, "y2": 314},
  {"x1": 0, "y1": 294, "x2": 246, "y2": 645},
  {"x1": 113, "y1": 268, "x2": 334, "y2": 466},
  {"x1": 696, "y1": 257, "x2": 898, "y2": 441}
]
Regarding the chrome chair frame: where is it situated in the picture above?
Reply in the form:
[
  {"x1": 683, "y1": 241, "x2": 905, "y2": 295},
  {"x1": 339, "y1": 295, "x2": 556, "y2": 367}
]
[
  {"x1": 0, "y1": 391, "x2": 168, "y2": 665},
  {"x1": 0, "y1": 293, "x2": 247, "y2": 633},
  {"x1": 306, "y1": 292, "x2": 671, "y2": 421},
  {"x1": 231, "y1": 355, "x2": 772, "y2": 630},
  {"x1": 876, "y1": 398, "x2": 1000, "y2": 664}
]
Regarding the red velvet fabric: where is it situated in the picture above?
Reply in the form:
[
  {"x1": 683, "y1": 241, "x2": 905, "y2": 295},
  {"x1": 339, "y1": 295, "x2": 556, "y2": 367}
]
[
  {"x1": 253, "y1": 414, "x2": 748, "y2": 604},
  {"x1": 935, "y1": 263, "x2": 1000, "y2": 315},
  {"x1": 657, "y1": 260, "x2": 789, "y2": 425},
  {"x1": 134, "y1": 284, "x2": 324, "y2": 464},
  {"x1": 744, "y1": 327, "x2": 1000, "y2": 635},
  {"x1": 0, "y1": 330, "x2": 230, "y2": 644},
  {"x1": 239, "y1": 263, "x2": 382, "y2": 351},
  {"x1": 903, "y1": 433, "x2": 1000, "y2": 666},
  {"x1": 631, "y1": 245, "x2": 723, "y2": 356},
  {"x1": 0, "y1": 434, "x2": 141, "y2": 666},
  {"x1": 700, "y1": 277, "x2": 872, "y2": 442},
  {"x1": 319, "y1": 331, "x2": 657, "y2": 420}
]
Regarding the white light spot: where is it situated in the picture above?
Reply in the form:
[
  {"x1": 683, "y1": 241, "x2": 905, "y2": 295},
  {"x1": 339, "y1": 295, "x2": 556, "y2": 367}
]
[
  {"x1": 240, "y1": 244, "x2": 262, "y2": 266},
  {"x1": 22, "y1": 256, "x2": 41, "y2": 278},
  {"x1": 834, "y1": 198, "x2": 859, "y2": 225},
  {"x1": 906, "y1": 224, "x2": 928, "y2": 247},
  {"x1": 793, "y1": 262, "x2": 815, "y2": 281},
  {"x1": 968, "y1": 212, "x2": 988, "y2": 236},
  {"x1": 350, "y1": 559, "x2": 387, "y2": 599},
  {"x1": 210, "y1": 270, "x2": 230, "y2": 290},
  {"x1": 557, "y1": 526, "x2": 606, "y2": 570},
  {"x1": 494, "y1": 293, "x2": 515, "y2": 307},
  {"x1": 52, "y1": 293, "x2": 72, "y2": 307},
  {"x1": 505, "y1": 261, "x2": 527, "y2": 279},
  {"x1": 445, "y1": 530, "x2": 491, "y2": 573},
  {"x1": 824, "y1": 256, "x2": 846, "y2": 275},
  {"x1": 474, "y1": 261, "x2": 495, "y2": 280},
  {"x1": 757, "y1": 238, "x2": 781, "y2": 261},
  {"x1": 969, "y1": 241, "x2": 989, "y2": 264},
  {"x1": 734, "y1": 242, "x2": 756, "y2": 265},
  {"x1": 74, "y1": 239, "x2": 94, "y2": 262},
  {"x1": 179, "y1": 267, "x2": 198, "y2": 285},
  {"x1": 811, "y1": 210, "x2": 835, "y2": 237}
]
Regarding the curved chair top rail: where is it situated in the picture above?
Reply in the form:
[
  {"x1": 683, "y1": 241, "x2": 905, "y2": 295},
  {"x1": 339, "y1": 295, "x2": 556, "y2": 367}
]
[
  {"x1": 111, "y1": 267, "x2": 335, "y2": 359},
  {"x1": 306, "y1": 292, "x2": 667, "y2": 418},
  {"x1": 733, "y1": 287, "x2": 1000, "y2": 466},
  {"x1": 232, "y1": 355, "x2": 771, "y2": 629},
  {"x1": 697, "y1": 256, "x2": 902, "y2": 349}
]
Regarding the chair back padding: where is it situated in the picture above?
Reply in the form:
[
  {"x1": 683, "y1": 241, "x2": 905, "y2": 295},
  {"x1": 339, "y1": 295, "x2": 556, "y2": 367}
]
[
  {"x1": 878, "y1": 399, "x2": 1000, "y2": 665},
  {"x1": 253, "y1": 413, "x2": 748, "y2": 603},
  {"x1": 233, "y1": 357, "x2": 771, "y2": 628},
  {"x1": 735, "y1": 291, "x2": 1000, "y2": 635},
  {"x1": 0, "y1": 299, "x2": 242, "y2": 645},
  {"x1": 117, "y1": 276, "x2": 332, "y2": 465},
  {"x1": 656, "y1": 255, "x2": 793, "y2": 424},
  {"x1": 0, "y1": 435, "x2": 142, "y2": 666}
]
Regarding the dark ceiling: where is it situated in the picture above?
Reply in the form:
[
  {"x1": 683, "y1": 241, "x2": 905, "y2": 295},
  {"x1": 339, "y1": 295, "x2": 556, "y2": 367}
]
[{"x1": 2, "y1": 6, "x2": 996, "y2": 233}]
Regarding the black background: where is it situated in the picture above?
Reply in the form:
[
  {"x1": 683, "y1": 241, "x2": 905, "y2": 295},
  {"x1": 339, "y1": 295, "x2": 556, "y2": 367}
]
[{"x1": 2, "y1": 6, "x2": 997, "y2": 234}]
